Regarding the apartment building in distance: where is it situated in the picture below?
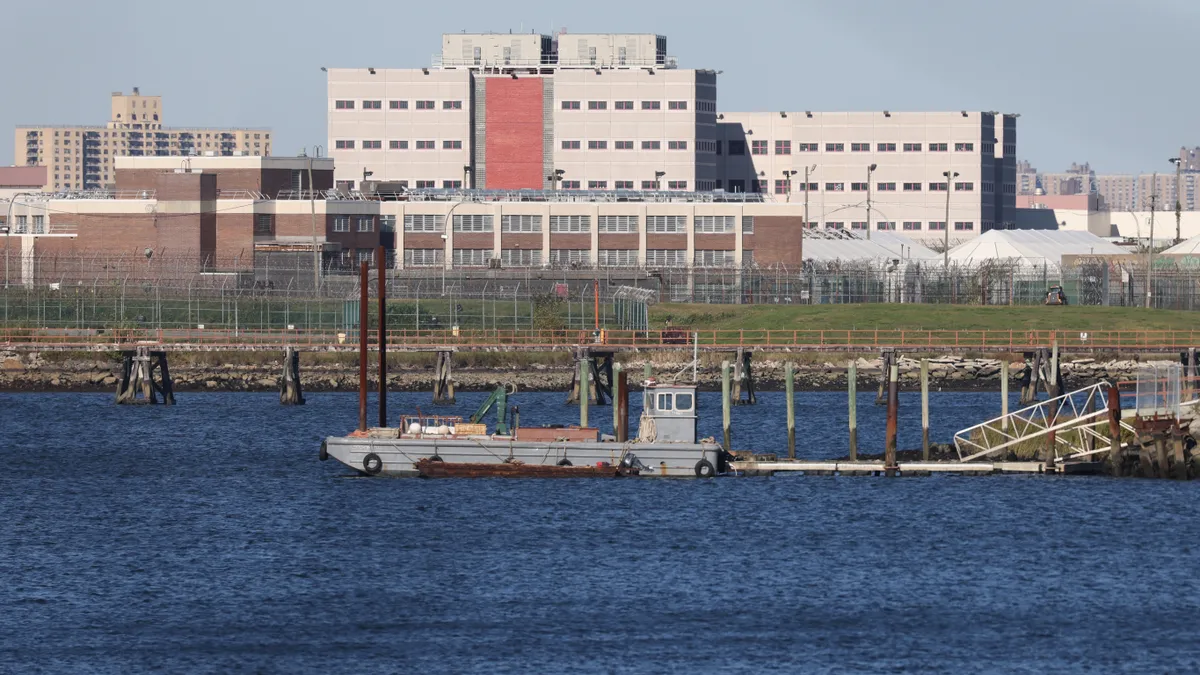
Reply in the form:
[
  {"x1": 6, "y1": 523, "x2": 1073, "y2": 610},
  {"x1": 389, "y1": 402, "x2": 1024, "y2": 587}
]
[
  {"x1": 14, "y1": 89, "x2": 273, "y2": 192},
  {"x1": 327, "y1": 30, "x2": 1018, "y2": 239}
]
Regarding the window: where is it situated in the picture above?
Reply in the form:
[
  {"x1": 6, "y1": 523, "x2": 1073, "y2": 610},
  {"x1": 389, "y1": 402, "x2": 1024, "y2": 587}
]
[
  {"x1": 598, "y1": 249, "x2": 638, "y2": 266},
  {"x1": 334, "y1": 100, "x2": 354, "y2": 109},
  {"x1": 902, "y1": 221, "x2": 922, "y2": 231},
  {"x1": 363, "y1": 140, "x2": 382, "y2": 149},
  {"x1": 587, "y1": 100, "x2": 607, "y2": 110},
  {"x1": 356, "y1": 248, "x2": 375, "y2": 265},
  {"x1": 954, "y1": 221, "x2": 974, "y2": 231},
  {"x1": 389, "y1": 140, "x2": 408, "y2": 150},
  {"x1": 333, "y1": 215, "x2": 350, "y2": 232},
  {"x1": 954, "y1": 142, "x2": 974, "y2": 152},
  {"x1": 694, "y1": 215, "x2": 735, "y2": 233},
  {"x1": 334, "y1": 140, "x2": 355, "y2": 149},
  {"x1": 614, "y1": 141, "x2": 633, "y2": 150},
  {"x1": 928, "y1": 221, "x2": 946, "y2": 231},
  {"x1": 641, "y1": 141, "x2": 661, "y2": 150},
  {"x1": 1003, "y1": 144, "x2": 1015, "y2": 155},
  {"x1": 646, "y1": 249, "x2": 687, "y2": 267},
  {"x1": 825, "y1": 143, "x2": 844, "y2": 152},
  {"x1": 588, "y1": 140, "x2": 608, "y2": 150},
  {"x1": 403, "y1": 214, "x2": 442, "y2": 232},
  {"x1": 751, "y1": 140, "x2": 768, "y2": 155},
  {"x1": 404, "y1": 249, "x2": 443, "y2": 266},
  {"x1": 929, "y1": 142, "x2": 948, "y2": 152},
  {"x1": 876, "y1": 221, "x2": 896, "y2": 231},
  {"x1": 825, "y1": 222, "x2": 844, "y2": 230},
  {"x1": 442, "y1": 180, "x2": 462, "y2": 189},
  {"x1": 903, "y1": 142, "x2": 922, "y2": 152},
  {"x1": 798, "y1": 142, "x2": 818, "y2": 152},
  {"x1": 588, "y1": 180, "x2": 608, "y2": 189},
  {"x1": 598, "y1": 215, "x2": 639, "y2": 233},
  {"x1": 416, "y1": 140, "x2": 435, "y2": 149},
  {"x1": 742, "y1": 216, "x2": 754, "y2": 234},
  {"x1": 561, "y1": 140, "x2": 581, "y2": 150},
  {"x1": 443, "y1": 140, "x2": 463, "y2": 149},
  {"x1": 357, "y1": 216, "x2": 374, "y2": 232},
  {"x1": 695, "y1": 250, "x2": 735, "y2": 266},
  {"x1": 443, "y1": 100, "x2": 463, "y2": 110},
  {"x1": 825, "y1": 182, "x2": 844, "y2": 192},
  {"x1": 615, "y1": 180, "x2": 634, "y2": 189},
  {"x1": 668, "y1": 140, "x2": 688, "y2": 150},
  {"x1": 561, "y1": 100, "x2": 581, "y2": 110},
  {"x1": 851, "y1": 182, "x2": 868, "y2": 191},
  {"x1": 389, "y1": 100, "x2": 408, "y2": 110},
  {"x1": 668, "y1": 101, "x2": 688, "y2": 110},
  {"x1": 561, "y1": 180, "x2": 581, "y2": 189},
  {"x1": 502, "y1": 214, "x2": 542, "y2": 232},
  {"x1": 380, "y1": 215, "x2": 396, "y2": 232},
  {"x1": 615, "y1": 100, "x2": 633, "y2": 110},
  {"x1": 903, "y1": 182, "x2": 922, "y2": 192},
  {"x1": 929, "y1": 182, "x2": 948, "y2": 191},
  {"x1": 646, "y1": 216, "x2": 686, "y2": 233},
  {"x1": 667, "y1": 180, "x2": 687, "y2": 190},
  {"x1": 955, "y1": 182, "x2": 975, "y2": 191},
  {"x1": 982, "y1": 181, "x2": 995, "y2": 193},
  {"x1": 452, "y1": 249, "x2": 491, "y2": 266},
  {"x1": 729, "y1": 140, "x2": 746, "y2": 155},
  {"x1": 715, "y1": 141, "x2": 722, "y2": 155},
  {"x1": 549, "y1": 215, "x2": 591, "y2": 233},
  {"x1": 775, "y1": 140, "x2": 791, "y2": 155},
  {"x1": 642, "y1": 181, "x2": 660, "y2": 190},
  {"x1": 549, "y1": 249, "x2": 591, "y2": 266},
  {"x1": 641, "y1": 100, "x2": 661, "y2": 110},
  {"x1": 774, "y1": 179, "x2": 790, "y2": 195},
  {"x1": 452, "y1": 214, "x2": 493, "y2": 232},
  {"x1": 877, "y1": 182, "x2": 896, "y2": 191},
  {"x1": 877, "y1": 142, "x2": 896, "y2": 152},
  {"x1": 363, "y1": 100, "x2": 382, "y2": 110},
  {"x1": 850, "y1": 142, "x2": 870, "y2": 152},
  {"x1": 416, "y1": 180, "x2": 437, "y2": 189},
  {"x1": 501, "y1": 249, "x2": 542, "y2": 267},
  {"x1": 415, "y1": 100, "x2": 435, "y2": 110}
]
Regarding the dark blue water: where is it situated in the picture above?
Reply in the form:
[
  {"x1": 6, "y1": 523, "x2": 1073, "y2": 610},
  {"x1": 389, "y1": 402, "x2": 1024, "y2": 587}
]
[{"x1": 2, "y1": 390, "x2": 1199, "y2": 673}]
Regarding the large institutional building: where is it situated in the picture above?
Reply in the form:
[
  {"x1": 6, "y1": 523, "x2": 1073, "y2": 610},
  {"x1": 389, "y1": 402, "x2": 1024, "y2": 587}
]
[
  {"x1": 327, "y1": 31, "x2": 1018, "y2": 242},
  {"x1": 14, "y1": 89, "x2": 272, "y2": 192}
]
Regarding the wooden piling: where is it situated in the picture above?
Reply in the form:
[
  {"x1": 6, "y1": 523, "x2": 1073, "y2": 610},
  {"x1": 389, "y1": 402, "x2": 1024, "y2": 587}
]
[
  {"x1": 884, "y1": 362, "x2": 899, "y2": 476},
  {"x1": 377, "y1": 245, "x2": 388, "y2": 427},
  {"x1": 615, "y1": 367, "x2": 629, "y2": 442},
  {"x1": 1107, "y1": 384, "x2": 1123, "y2": 477},
  {"x1": 785, "y1": 362, "x2": 796, "y2": 460},
  {"x1": 721, "y1": 360, "x2": 732, "y2": 451},
  {"x1": 1000, "y1": 360, "x2": 1009, "y2": 430},
  {"x1": 920, "y1": 359, "x2": 930, "y2": 461},
  {"x1": 433, "y1": 350, "x2": 456, "y2": 405},
  {"x1": 280, "y1": 346, "x2": 305, "y2": 405},
  {"x1": 357, "y1": 261, "x2": 368, "y2": 432},
  {"x1": 848, "y1": 361, "x2": 858, "y2": 461},
  {"x1": 579, "y1": 357, "x2": 589, "y2": 428},
  {"x1": 612, "y1": 362, "x2": 622, "y2": 438},
  {"x1": 1172, "y1": 427, "x2": 1188, "y2": 480},
  {"x1": 1045, "y1": 344, "x2": 1061, "y2": 470}
]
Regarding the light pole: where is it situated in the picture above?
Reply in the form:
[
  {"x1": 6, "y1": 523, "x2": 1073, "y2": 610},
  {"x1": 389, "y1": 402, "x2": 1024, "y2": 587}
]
[
  {"x1": 1169, "y1": 157, "x2": 1183, "y2": 244},
  {"x1": 803, "y1": 165, "x2": 815, "y2": 262},
  {"x1": 782, "y1": 170, "x2": 798, "y2": 203},
  {"x1": 463, "y1": 165, "x2": 472, "y2": 190},
  {"x1": 440, "y1": 233, "x2": 449, "y2": 294},
  {"x1": 653, "y1": 170, "x2": 665, "y2": 191},
  {"x1": 307, "y1": 145, "x2": 323, "y2": 292},
  {"x1": 942, "y1": 170, "x2": 959, "y2": 266},
  {"x1": 1147, "y1": 174, "x2": 1158, "y2": 308},
  {"x1": 4, "y1": 192, "x2": 36, "y2": 289},
  {"x1": 866, "y1": 163, "x2": 877, "y2": 240},
  {"x1": 548, "y1": 169, "x2": 565, "y2": 190}
]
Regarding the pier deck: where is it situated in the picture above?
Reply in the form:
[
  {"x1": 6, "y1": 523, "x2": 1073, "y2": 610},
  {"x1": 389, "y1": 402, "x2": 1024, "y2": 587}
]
[{"x1": 732, "y1": 460, "x2": 1062, "y2": 475}]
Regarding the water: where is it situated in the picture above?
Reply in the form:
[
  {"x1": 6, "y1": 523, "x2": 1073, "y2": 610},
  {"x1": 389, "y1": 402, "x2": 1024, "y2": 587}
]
[{"x1": 2, "y1": 390, "x2": 1199, "y2": 673}]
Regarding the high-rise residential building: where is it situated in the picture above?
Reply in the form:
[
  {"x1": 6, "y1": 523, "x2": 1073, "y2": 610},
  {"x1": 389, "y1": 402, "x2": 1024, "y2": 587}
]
[
  {"x1": 327, "y1": 30, "x2": 1018, "y2": 235},
  {"x1": 14, "y1": 88, "x2": 272, "y2": 191},
  {"x1": 1016, "y1": 159, "x2": 1037, "y2": 195}
]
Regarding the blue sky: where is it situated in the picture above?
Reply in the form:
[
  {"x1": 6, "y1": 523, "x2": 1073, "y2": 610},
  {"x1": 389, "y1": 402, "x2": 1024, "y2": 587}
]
[{"x1": 2, "y1": 0, "x2": 1195, "y2": 174}]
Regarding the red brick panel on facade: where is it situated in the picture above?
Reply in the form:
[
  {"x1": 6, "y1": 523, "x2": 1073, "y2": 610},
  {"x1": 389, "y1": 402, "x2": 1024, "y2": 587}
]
[
  {"x1": 485, "y1": 78, "x2": 544, "y2": 189},
  {"x1": 453, "y1": 233, "x2": 494, "y2": 249},
  {"x1": 499, "y1": 233, "x2": 542, "y2": 249},
  {"x1": 597, "y1": 234, "x2": 639, "y2": 249},
  {"x1": 645, "y1": 234, "x2": 687, "y2": 249},
  {"x1": 405, "y1": 233, "x2": 447, "y2": 249},
  {"x1": 748, "y1": 217, "x2": 804, "y2": 265},
  {"x1": 693, "y1": 234, "x2": 736, "y2": 250},
  {"x1": 549, "y1": 233, "x2": 589, "y2": 249}
]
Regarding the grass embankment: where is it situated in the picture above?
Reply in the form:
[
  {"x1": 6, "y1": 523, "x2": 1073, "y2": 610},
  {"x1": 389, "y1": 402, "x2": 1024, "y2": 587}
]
[{"x1": 652, "y1": 304, "x2": 1200, "y2": 333}]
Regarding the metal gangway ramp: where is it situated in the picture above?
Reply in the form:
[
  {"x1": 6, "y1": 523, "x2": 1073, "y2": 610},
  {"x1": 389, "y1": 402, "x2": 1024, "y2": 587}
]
[{"x1": 953, "y1": 382, "x2": 1138, "y2": 463}]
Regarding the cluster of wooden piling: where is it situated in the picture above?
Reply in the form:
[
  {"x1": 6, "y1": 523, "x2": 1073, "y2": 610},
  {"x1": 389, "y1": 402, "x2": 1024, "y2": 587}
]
[{"x1": 115, "y1": 346, "x2": 174, "y2": 405}]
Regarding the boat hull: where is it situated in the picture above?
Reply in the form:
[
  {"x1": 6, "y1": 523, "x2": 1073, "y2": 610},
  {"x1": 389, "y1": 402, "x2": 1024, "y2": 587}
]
[{"x1": 322, "y1": 435, "x2": 723, "y2": 478}]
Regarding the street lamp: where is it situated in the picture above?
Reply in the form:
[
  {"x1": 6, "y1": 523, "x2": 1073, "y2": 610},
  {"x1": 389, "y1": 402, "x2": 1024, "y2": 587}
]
[
  {"x1": 463, "y1": 165, "x2": 472, "y2": 190},
  {"x1": 548, "y1": 169, "x2": 565, "y2": 190},
  {"x1": 440, "y1": 233, "x2": 449, "y2": 294},
  {"x1": 942, "y1": 170, "x2": 959, "y2": 266},
  {"x1": 782, "y1": 170, "x2": 798, "y2": 203},
  {"x1": 866, "y1": 163, "x2": 877, "y2": 240},
  {"x1": 306, "y1": 145, "x2": 324, "y2": 292},
  {"x1": 1169, "y1": 157, "x2": 1183, "y2": 244}
]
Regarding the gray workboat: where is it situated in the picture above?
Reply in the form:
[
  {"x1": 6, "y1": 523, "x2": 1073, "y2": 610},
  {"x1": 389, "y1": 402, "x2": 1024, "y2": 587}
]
[{"x1": 320, "y1": 380, "x2": 728, "y2": 478}]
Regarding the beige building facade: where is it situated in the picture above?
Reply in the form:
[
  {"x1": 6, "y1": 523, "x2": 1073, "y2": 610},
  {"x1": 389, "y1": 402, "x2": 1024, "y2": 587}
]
[{"x1": 15, "y1": 89, "x2": 272, "y2": 192}]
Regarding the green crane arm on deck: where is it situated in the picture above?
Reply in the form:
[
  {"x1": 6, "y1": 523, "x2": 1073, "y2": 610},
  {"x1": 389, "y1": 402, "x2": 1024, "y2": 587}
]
[{"x1": 470, "y1": 385, "x2": 510, "y2": 435}]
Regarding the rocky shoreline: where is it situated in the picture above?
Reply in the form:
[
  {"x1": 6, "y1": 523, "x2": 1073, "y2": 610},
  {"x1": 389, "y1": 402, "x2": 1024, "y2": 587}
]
[{"x1": 0, "y1": 350, "x2": 1172, "y2": 393}]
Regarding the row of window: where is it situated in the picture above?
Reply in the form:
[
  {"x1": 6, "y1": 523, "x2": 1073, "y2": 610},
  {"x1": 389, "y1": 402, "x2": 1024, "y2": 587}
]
[
  {"x1": 334, "y1": 139, "x2": 464, "y2": 150},
  {"x1": 331, "y1": 215, "x2": 377, "y2": 233},
  {"x1": 561, "y1": 140, "x2": 693, "y2": 151},
  {"x1": 402, "y1": 214, "x2": 756, "y2": 234},
  {"x1": 814, "y1": 221, "x2": 976, "y2": 231},
  {"x1": 730, "y1": 140, "x2": 981, "y2": 156},
  {"x1": 401, "y1": 248, "x2": 744, "y2": 267},
  {"x1": 334, "y1": 99, "x2": 463, "y2": 110},
  {"x1": 560, "y1": 100, "x2": 693, "y2": 111},
  {"x1": 763, "y1": 180, "x2": 979, "y2": 194}
]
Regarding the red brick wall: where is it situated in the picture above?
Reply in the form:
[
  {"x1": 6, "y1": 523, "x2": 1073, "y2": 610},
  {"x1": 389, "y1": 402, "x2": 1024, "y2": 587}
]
[
  {"x1": 646, "y1": 234, "x2": 687, "y2": 249},
  {"x1": 214, "y1": 213, "x2": 254, "y2": 265},
  {"x1": 694, "y1": 234, "x2": 735, "y2": 250},
  {"x1": 485, "y1": 78, "x2": 544, "y2": 189},
  {"x1": 549, "y1": 233, "x2": 589, "y2": 249},
  {"x1": 598, "y1": 234, "x2": 639, "y2": 249},
  {"x1": 453, "y1": 233, "x2": 493, "y2": 249},
  {"x1": 500, "y1": 233, "x2": 542, "y2": 249},
  {"x1": 746, "y1": 216, "x2": 804, "y2": 265}
]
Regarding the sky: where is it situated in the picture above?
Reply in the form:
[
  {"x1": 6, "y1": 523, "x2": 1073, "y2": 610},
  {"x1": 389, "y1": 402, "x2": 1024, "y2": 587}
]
[{"x1": 2, "y1": 0, "x2": 1196, "y2": 175}]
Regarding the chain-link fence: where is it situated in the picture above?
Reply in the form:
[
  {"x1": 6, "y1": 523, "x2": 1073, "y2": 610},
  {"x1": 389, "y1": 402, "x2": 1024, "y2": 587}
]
[{"x1": 4, "y1": 251, "x2": 1200, "y2": 330}]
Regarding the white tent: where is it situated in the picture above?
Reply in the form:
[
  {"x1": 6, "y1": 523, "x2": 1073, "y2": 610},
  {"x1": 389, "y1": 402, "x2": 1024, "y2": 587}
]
[
  {"x1": 946, "y1": 230, "x2": 1124, "y2": 266},
  {"x1": 1161, "y1": 234, "x2": 1200, "y2": 255},
  {"x1": 801, "y1": 229, "x2": 937, "y2": 263}
]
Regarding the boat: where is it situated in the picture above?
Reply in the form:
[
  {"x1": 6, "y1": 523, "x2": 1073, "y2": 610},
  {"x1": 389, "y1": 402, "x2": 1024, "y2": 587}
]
[{"x1": 320, "y1": 380, "x2": 729, "y2": 478}]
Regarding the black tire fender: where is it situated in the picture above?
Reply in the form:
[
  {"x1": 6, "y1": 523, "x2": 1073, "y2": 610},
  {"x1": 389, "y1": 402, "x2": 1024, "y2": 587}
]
[
  {"x1": 362, "y1": 453, "x2": 383, "y2": 475},
  {"x1": 319, "y1": 440, "x2": 329, "y2": 462},
  {"x1": 557, "y1": 459, "x2": 573, "y2": 467},
  {"x1": 695, "y1": 459, "x2": 716, "y2": 478},
  {"x1": 429, "y1": 454, "x2": 444, "y2": 463}
]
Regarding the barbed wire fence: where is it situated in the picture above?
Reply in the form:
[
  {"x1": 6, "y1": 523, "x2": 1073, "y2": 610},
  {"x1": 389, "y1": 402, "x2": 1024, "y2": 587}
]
[{"x1": 2, "y1": 251, "x2": 1199, "y2": 330}]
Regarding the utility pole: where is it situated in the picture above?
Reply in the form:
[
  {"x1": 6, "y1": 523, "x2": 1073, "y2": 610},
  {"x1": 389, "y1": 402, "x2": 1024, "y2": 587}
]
[
  {"x1": 307, "y1": 147, "x2": 321, "y2": 292},
  {"x1": 1170, "y1": 157, "x2": 1183, "y2": 244},
  {"x1": 866, "y1": 163, "x2": 877, "y2": 240},
  {"x1": 942, "y1": 170, "x2": 959, "y2": 267},
  {"x1": 1147, "y1": 175, "x2": 1157, "y2": 308},
  {"x1": 803, "y1": 165, "x2": 815, "y2": 261}
]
